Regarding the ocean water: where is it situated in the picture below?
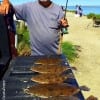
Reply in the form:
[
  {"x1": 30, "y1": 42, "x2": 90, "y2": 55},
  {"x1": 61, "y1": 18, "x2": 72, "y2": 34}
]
[{"x1": 67, "y1": 6, "x2": 100, "y2": 15}]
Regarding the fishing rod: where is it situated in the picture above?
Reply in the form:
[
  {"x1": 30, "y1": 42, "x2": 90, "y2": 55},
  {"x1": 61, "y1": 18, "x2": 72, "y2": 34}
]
[
  {"x1": 58, "y1": 0, "x2": 69, "y2": 54},
  {"x1": 64, "y1": 0, "x2": 68, "y2": 19},
  {"x1": 61, "y1": 0, "x2": 69, "y2": 34}
]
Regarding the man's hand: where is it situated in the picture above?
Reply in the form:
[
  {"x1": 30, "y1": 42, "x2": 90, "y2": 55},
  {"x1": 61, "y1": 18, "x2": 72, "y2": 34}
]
[
  {"x1": 60, "y1": 18, "x2": 69, "y2": 27},
  {"x1": 0, "y1": 0, "x2": 10, "y2": 15}
]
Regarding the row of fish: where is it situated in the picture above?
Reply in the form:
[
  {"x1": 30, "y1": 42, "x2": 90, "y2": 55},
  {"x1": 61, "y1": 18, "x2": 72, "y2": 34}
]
[{"x1": 24, "y1": 57, "x2": 80, "y2": 100}]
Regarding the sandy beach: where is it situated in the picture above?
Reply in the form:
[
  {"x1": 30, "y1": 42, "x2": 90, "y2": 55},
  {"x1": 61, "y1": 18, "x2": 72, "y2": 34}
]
[{"x1": 63, "y1": 12, "x2": 100, "y2": 99}]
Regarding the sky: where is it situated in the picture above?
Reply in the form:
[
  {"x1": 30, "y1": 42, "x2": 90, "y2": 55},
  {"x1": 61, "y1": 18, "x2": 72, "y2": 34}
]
[{"x1": 10, "y1": 0, "x2": 100, "y2": 6}]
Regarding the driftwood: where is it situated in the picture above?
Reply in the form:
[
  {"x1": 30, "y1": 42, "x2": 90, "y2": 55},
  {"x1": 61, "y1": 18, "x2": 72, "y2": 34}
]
[{"x1": 93, "y1": 17, "x2": 100, "y2": 27}]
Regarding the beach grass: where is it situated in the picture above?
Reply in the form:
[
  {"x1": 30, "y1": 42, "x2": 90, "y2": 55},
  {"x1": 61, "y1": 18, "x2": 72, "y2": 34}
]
[{"x1": 62, "y1": 42, "x2": 78, "y2": 62}]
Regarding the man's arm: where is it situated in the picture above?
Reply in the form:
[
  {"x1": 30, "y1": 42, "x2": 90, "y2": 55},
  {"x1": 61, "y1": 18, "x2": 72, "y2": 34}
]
[{"x1": 0, "y1": 0, "x2": 10, "y2": 15}]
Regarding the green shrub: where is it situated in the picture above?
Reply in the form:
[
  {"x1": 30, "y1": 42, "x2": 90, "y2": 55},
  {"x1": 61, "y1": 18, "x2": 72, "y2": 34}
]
[
  {"x1": 87, "y1": 13, "x2": 100, "y2": 19},
  {"x1": 17, "y1": 27, "x2": 30, "y2": 44},
  {"x1": 87, "y1": 13, "x2": 95, "y2": 19},
  {"x1": 95, "y1": 14, "x2": 100, "y2": 19},
  {"x1": 62, "y1": 42, "x2": 78, "y2": 62}
]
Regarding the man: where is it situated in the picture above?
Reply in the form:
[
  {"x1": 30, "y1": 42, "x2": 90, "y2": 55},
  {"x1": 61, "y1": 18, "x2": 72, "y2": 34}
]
[{"x1": 0, "y1": 0, "x2": 68, "y2": 56}]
